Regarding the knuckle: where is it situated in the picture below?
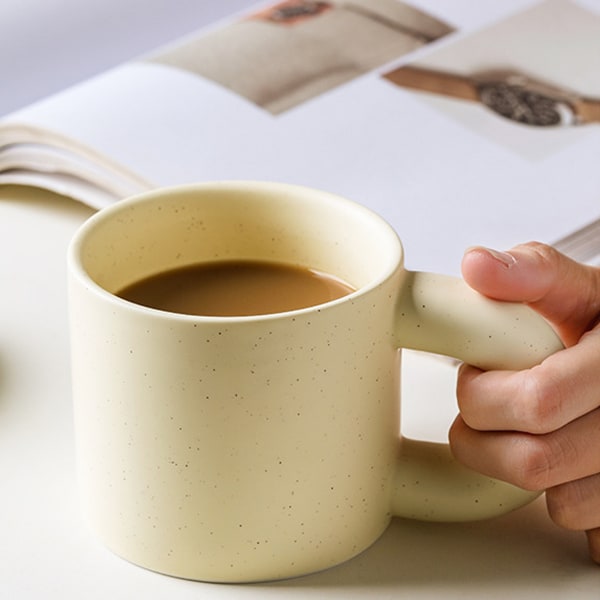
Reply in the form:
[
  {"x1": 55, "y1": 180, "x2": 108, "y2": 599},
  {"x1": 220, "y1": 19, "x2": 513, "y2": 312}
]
[
  {"x1": 515, "y1": 367, "x2": 564, "y2": 434},
  {"x1": 511, "y1": 432, "x2": 579, "y2": 491},
  {"x1": 510, "y1": 436, "x2": 557, "y2": 491},
  {"x1": 515, "y1": 241, "x2": 560, "y2": 267}
]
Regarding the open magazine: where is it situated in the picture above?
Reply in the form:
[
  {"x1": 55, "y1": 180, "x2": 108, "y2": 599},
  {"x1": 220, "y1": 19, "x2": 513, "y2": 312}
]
[{"x1": 2, "y1": 0, "x2": 600, "y2": 274}]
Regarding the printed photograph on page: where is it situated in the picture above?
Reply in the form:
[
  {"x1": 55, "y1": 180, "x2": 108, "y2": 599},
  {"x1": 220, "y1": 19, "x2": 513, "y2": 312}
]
[
  {"x1": 147, "y1": 0, "x2": 454, "y2": 115},
  {"x1": 382, "y1": 0, "x2": 600, "y2": 160}
]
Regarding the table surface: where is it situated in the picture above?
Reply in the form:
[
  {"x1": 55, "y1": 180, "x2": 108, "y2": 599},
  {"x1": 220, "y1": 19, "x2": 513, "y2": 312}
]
[{"x1": 2, "y1": 0, "x2": 600, "y2": 597}]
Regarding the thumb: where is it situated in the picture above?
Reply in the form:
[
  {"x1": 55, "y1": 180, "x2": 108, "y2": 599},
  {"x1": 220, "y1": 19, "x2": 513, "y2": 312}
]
[{"x1": 462, "y1": 242, "x2": 600, "y2": 345}]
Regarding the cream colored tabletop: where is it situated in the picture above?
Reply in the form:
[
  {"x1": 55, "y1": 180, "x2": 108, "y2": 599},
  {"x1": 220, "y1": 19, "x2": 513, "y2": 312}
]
[{"x1": 1, "y1": 185, "x2": 599, "y2": 598}]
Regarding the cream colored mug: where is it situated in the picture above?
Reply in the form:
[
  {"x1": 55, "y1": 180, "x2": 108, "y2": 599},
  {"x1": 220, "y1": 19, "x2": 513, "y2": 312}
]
[{"x1": 68, "y1": 181, "x2": 562, "y2": 583}]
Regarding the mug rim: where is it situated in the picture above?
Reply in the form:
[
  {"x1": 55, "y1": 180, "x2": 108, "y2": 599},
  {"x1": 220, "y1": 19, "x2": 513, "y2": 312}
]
[{"x1": 68, "y1": 180, "x2": 404, "y2": 322}]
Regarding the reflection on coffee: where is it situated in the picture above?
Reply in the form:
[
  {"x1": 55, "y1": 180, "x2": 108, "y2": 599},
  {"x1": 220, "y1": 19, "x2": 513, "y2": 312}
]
[{"x1": 116, "y1": 259, "x2": 355, "y2": 316}]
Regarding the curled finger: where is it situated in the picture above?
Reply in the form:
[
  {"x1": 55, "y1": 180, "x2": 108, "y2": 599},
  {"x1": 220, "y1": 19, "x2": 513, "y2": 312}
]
[
  {"x1": 449, "y1": 407, "x2": 600, "y2": 491},
  {"x1": 457, "y1": 329, "x2": 600, "y2": 435},
  {"x1": 546, "y1": 472, "x2": 600, "y2": 532},
  {"x1": 586, "y1": 528, "x2": 600, "y2": 565}
]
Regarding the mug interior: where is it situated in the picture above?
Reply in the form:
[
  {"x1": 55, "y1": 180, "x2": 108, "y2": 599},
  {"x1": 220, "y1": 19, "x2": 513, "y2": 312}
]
[{"x1": 69, "y1": 182, "x2": 402, "y2": 309}]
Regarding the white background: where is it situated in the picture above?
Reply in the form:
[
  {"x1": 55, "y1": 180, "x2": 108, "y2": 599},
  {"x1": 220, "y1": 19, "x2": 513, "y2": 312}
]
[{"x1": 0, "y1": 0, "x2": 254, "y2": 117}]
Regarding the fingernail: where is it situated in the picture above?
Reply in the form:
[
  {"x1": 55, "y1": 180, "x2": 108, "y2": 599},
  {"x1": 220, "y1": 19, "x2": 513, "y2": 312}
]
[{"x1": 468, "y1": 246, "x2": 517, "y2": 268}]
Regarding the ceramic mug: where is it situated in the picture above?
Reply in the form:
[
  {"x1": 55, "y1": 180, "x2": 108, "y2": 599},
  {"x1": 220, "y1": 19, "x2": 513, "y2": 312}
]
[{"x1": 68, "y1": 181, "x2": 562, "y2": 583}]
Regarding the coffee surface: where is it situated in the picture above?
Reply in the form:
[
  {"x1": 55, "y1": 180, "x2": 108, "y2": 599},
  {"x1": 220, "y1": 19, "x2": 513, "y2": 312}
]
[{"x1": 116, "y1": 260, "x2": 355, "y2": 316}]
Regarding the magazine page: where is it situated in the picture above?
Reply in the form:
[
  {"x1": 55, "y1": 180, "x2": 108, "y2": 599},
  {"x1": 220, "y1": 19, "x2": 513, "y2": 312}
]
[
  {"x1": 0, "y1": 0, "x2": 457, "y2": 207},
  {"x1": 1, "y1": 0, "x2": 600, "y2": 275}
]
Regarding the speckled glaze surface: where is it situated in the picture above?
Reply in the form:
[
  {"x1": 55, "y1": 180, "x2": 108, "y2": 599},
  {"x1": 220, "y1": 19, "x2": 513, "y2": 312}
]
[{"x1": 68, "y1": 182, "x2": 563, "y2": 582}]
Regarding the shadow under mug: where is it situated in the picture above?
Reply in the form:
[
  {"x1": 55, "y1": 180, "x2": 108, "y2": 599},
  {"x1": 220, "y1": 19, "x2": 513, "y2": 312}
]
[{"x1": 67, "y1": 181, "x2": 563, "y2": 582}]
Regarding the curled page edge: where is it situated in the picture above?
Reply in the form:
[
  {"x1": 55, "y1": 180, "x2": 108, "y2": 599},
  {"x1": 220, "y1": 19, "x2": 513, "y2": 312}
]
[
  {"x1": 0, "y1": 170, "x2": 126, "y2": 210},
  {"x1": 0, "y1": 122, "x2": 155, "y2": 207},
  {"x1": 0, "y1": 143, "x2": 151, "y2": 199}
]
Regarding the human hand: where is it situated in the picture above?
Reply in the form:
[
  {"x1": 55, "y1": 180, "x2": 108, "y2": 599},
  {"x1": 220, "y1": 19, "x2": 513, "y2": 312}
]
[{"x1": 449, "y1": 242, "x2": 600, "y2": 564}]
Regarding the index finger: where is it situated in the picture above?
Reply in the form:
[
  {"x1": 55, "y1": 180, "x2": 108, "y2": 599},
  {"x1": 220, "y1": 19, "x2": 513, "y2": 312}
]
[{"x1": 457, "y1": 328, "x2": 600, "y2": 435}]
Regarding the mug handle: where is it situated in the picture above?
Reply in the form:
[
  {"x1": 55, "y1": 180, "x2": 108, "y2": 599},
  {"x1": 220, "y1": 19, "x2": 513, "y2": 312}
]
[{"x1": 390, "y1": 271, "x2": 564, "y2": 521}]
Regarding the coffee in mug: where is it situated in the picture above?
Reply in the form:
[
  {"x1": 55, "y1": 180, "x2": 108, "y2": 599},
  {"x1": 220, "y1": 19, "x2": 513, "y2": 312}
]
[{"x1": 116, "y1": 259, "x2": 355, "y2": 316}]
